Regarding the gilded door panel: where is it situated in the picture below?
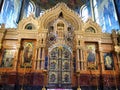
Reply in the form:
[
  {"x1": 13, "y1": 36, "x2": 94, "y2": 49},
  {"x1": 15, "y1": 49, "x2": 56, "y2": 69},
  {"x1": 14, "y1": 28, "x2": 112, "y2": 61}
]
[{"x1": 48, "y1": 47, "x2": 71, "y2": 87}]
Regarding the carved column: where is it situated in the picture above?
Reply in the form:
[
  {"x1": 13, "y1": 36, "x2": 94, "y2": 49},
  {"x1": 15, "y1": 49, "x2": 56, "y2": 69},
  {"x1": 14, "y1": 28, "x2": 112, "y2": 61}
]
[
  {"x1": 36, "y1": 47, "x2": 40, "y2": 70},
  {"x1": 14, "y1": 42, "x2": 20, "y2": 70},
  {"x1": 117, "y1": 53, "x2": 120, "y2": 70},
  {"x1": 80, "y1": 40, "x2": 85, "y2": 70},
  {"x1": 80, "y1": 49, "x2": 84, "y2": 70},
  {"x1": 112, "y1": 30, "x2": 120, "y2": 70},
  {"x1": 98, "y1": 42, "x2": 104, "y2": 89},
  {"x1": 40, "y1": 31, "x2": 47, "y2": 70},
  {"x1": 116, "y1": 31, "x2": 120, "y2": 70},
  {"x1": 41, "y1": 47, "x2": 45, "y2": 69},
  {"x1": 115, "y1": 46, "x2": 120, "y2": 70},
  {"x1": 0, "y1": 24, "x2": 6, "y2": 49},
  {"x1": 98, "y1": 42, "x2": 104, "y2": 71},
  {"x1": 77, "y1": 48, "x2": 80, "y2": 71}
]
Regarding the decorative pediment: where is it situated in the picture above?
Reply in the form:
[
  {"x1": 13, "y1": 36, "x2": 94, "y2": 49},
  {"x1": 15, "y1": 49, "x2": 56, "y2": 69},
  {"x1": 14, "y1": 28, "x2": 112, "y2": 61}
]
[
  {"x1": 83, "y1": 18, "x2": 102, "y2": 34},
  {"x1": 18, "y1": 14, "x2": 39, "y2": 30},
  {"x1": 38, "y1": 3, "x2": 83, "y2": 30}
]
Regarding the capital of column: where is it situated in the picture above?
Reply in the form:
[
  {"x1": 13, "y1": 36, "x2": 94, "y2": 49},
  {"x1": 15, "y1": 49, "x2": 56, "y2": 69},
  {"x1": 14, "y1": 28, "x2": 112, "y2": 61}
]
[
  {"x1": 36, "y1": 46, "x2": 40, "y2": 49},
  {"x1": 37, "y1": 59, "x2": 41, "y2": 61},
  {"x1": 16, "y1": 44, "x2": 21, "y2": 49},
  {"x1": 99, "y1": 47, "x2": 103, "y2": 52},
  {"x1": 77, "y1": 87, "x2": 81, "y2": 90},
  {"x1": 42, "y1": 87, "x2": 46, "y2": 90},
  {"x1": 115, "y1": 45, "x2": 120, "y2": 53}
]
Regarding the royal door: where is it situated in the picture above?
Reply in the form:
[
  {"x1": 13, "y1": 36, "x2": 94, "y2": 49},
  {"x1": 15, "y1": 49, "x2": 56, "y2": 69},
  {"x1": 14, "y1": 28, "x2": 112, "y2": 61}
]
[{"x1": 48, "y1": 46, "x2": 72, "y2": 88}]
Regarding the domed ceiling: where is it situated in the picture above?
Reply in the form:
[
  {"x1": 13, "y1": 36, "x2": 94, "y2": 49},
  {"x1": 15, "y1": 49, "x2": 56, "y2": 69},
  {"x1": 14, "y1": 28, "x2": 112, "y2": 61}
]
[{"x1": 32, "y1": 0, "x2": 88, "y2": 10}]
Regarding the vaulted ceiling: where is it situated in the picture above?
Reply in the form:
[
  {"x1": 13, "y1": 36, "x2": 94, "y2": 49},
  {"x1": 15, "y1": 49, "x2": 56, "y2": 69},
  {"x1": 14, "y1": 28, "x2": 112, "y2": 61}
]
[{"x1": 32, "y1": 0, "x2": 88, "y2": 10}]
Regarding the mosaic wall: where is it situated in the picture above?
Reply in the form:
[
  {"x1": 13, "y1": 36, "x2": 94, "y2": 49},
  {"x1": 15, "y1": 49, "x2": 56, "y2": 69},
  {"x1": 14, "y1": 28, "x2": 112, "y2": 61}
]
[{"x1": 94, "y1": 0, "x2": 120, "y2": 33}]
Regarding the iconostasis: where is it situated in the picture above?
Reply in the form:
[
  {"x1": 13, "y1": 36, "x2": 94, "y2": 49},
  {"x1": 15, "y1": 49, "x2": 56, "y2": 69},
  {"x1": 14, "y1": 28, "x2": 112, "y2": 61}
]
[{"x1": 0, "y1": 3, "x2": 119, "y2": 89}]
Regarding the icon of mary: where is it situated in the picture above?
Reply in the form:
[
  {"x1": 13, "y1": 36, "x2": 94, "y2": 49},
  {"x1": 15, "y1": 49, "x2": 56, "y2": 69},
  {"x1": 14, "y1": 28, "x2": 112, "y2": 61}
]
[
  {"x1": 105, "y1": 56, "x2": 112, "y2": 69},
  {"x1": 87, "y1": 47, "x2": 95, "y2": 62}
]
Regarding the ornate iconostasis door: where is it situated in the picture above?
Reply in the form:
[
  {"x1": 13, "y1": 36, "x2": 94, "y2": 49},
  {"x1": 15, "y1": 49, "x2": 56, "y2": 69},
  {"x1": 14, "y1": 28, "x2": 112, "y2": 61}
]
[{"x1": 48, "y1": 46, "x2": 72, "y2": 88}]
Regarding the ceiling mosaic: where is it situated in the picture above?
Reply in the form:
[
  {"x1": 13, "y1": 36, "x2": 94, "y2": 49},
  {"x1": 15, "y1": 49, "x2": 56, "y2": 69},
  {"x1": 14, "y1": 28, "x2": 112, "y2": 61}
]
[{"x1": 33, "y1": 0, "x2": 88, "y2": 9}]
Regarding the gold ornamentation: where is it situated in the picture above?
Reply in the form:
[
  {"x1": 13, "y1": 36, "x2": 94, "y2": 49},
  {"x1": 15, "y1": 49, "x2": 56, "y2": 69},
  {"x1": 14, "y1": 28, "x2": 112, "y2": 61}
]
[
  {"x1": 42, "y1": 87, "x2": 46, "y2": 90},
  {"x1": 0, "y1": 44, "x2": 1, "y2": 49},
  {"x1": 115, "y1": 45, "x2": 120, "y2": 53}
]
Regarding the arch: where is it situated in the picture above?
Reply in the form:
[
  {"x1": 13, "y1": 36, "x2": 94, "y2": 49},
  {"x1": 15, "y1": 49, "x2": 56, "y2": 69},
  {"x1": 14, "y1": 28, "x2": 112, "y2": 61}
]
[
  {"x1": 53, "y1": 18, "x2": 69, "y2": 32},
  {"x1": 18, "y1": 14, "x2": 39, "y2": 30},
  {"x1": 83, "y1": 18, "x2": 102, "y2": 33},
  {"x1": 38, "y1": 3, "x2": 83, "y2": 31},
  {"x1": 48, "y1": 43, "x2": 72, "y2": 54},
  {"x1": 85, "y1": 27, "x2": 96, "y2": 33},
  {"x1": 25, "y1": 23, "x2": 35, "y2": 30}
]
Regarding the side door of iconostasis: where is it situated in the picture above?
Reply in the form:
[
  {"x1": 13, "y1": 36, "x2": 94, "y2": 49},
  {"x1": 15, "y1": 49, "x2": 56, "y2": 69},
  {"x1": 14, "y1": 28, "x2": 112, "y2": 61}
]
[{"x1": 48, "y1": 47, "x2": 72, "y2": 88}]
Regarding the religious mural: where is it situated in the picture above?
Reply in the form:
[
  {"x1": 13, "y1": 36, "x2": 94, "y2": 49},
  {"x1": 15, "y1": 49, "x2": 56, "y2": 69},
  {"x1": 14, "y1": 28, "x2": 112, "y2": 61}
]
[
  {"x1": 86, "y1": 44, "x2": 96, "y2": 69},
  {"x1": 62, "y1": 61, "x2": 70, "y2": 71},
  {"x1": 94, "y1": 0, "x2": 120, "y2": 33},
  {"x1": 115, "y1": 0, "x2": 120, "y2": 21},
  {"x1": 50, "y1": 60, "x2": 58, "y2": 70},
  {"x1": 0, "y1": 0, "x2": 3, "y2": 12},
  {"x1": 21, "y1": 41, "x2": 34, "y2": 68},
  {"x1": 23, "y1": 0, "x2": 35, "y2": 18},
  {"x1": 104, "y1": 53, "x2": 114, "y2": 70},
  {"x1": 1, "y1": 49, "x2": 15, "y2": 67},
  {"x1": 49, "y1": 72, "x2": 57, "y2": 83},
  {"x1": 62, "y1": 72, "x2": 70, "y2": 83},
  {"x1": 0, "y1": 0, "x2": 22, "y2": 28},
  {"x1": 80, "y1": 1, "x2": 92, "y2": 22}
]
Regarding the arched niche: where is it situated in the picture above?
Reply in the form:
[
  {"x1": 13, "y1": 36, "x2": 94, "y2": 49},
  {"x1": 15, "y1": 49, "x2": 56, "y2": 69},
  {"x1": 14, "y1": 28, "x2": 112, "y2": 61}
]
[
  {"x1": 85, "y1": 27, "x2": 96, "y2": 33},
  {"x1": 25, "y1": 23, "x2": 36, "y2": 30}
]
